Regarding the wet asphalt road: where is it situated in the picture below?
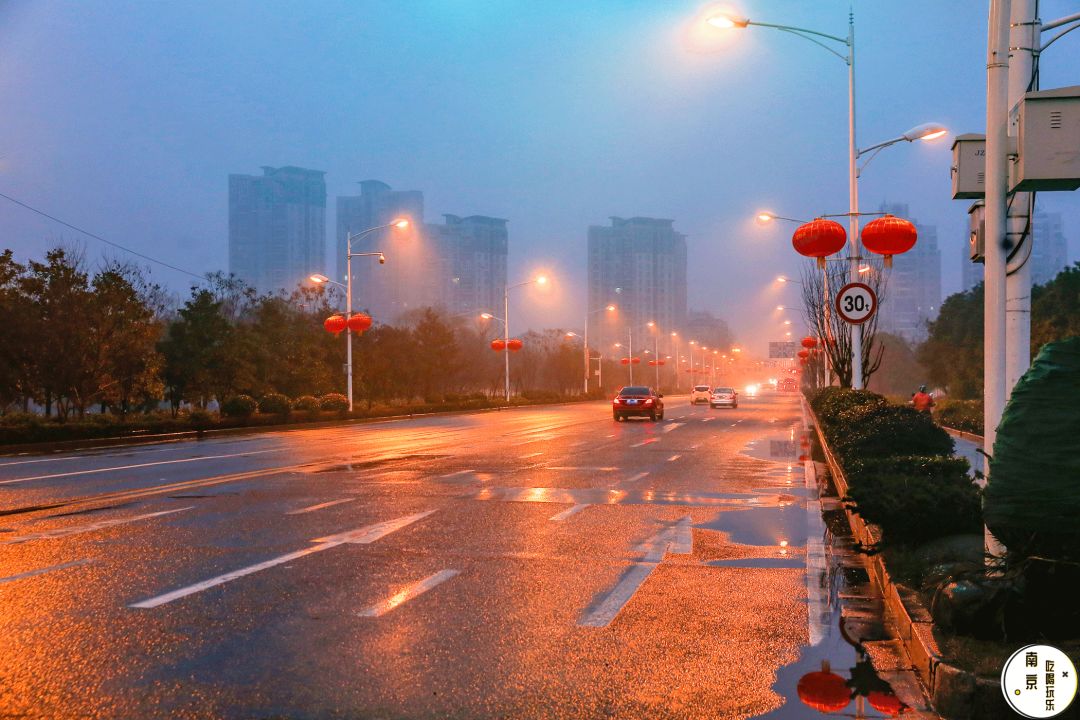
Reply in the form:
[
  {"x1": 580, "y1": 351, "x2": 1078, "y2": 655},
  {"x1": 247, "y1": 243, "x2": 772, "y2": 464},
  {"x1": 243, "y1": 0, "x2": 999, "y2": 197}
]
[{"x1": 0, "y1": 392, "x2": 820, "y2": 719}]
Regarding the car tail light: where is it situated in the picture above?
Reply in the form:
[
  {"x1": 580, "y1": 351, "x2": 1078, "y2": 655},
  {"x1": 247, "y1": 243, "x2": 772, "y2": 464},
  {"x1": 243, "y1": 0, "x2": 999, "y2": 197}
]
[{"x1": 644, "y1": 398, "x2": 654, "y2": 406}]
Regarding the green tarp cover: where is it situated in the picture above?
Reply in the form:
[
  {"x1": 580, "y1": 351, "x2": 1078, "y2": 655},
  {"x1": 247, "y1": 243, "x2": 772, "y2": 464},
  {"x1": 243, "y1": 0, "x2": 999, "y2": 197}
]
[{"x1": 985, "y1": 337, "x2": 1080, "y2": 559}]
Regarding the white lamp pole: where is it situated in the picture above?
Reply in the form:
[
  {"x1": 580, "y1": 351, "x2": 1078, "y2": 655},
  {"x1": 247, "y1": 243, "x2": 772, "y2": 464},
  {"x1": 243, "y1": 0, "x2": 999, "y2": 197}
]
[{"x1": 312, "y1": 219, "x2": 407, "y2": 413}]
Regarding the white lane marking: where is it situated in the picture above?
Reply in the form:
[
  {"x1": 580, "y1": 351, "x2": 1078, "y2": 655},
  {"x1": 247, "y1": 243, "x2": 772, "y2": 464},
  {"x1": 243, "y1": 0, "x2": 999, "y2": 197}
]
[
  {"x1": 630, "y1": 438, "x2": 659, "y2": 448},
  {"x1": 286, "y1": 498, "x2": 357, "y2": 515},
  {"x1": 358, "y1": 569, "x2": 460, "y2": 617},
  {"x1": 690, "y1": 444, "x2": 701, "y2": 450},
  {"x1": 130, "y1": 511, "x2": 436, "y2": 609},
  {"x1": 731, "y1": 423, "x2": 738, "y2": 426},
  {"x1": 546, "y1": 466, "x2": 618, "y2": 472},
  {"x1": 437, "y1": 469, "x2": 475, "y2": 479},
  {"x1": 702, "y1": 417, "x2": 714, "y2": 423},
  {"x1": 661, "y1": 422, "x2": 684, "y2": 434},
  {"x1": 577, "y1": 516, "x2": 694, "y2": 627},
  {"x1": 667, "y1": 454, "x2": 681, "y2": 462},
  {"x1": 0, "y1": 558, "x2": 93, "y2": 584},
  {"x1": 550, "y1": 504, "x2": 589, "y2": 521},
  {"x1": 578, "y1": 563, "x2": 656, "y2": 627},
  {"x1": 3, "y1": 507, "x2": 193, "y2": 545},
  {"x1": 668, "y1": 516, "x2": 693, "y2": 555},
  {"x1": 519, "y1": 452, "x2": 543, "y2": 459},
  {"x1": 512, "y1": 436, "x2": 552, "y2": 447},
  {"x1": 606, "y1": 434, "x2": 616, "y2": 438},
  {"x1": 0, "y1": 449, "x2": 281, "y2": 485},
  {"x1": 625, "y1": 472, "x2": 650, "y2": 483}
]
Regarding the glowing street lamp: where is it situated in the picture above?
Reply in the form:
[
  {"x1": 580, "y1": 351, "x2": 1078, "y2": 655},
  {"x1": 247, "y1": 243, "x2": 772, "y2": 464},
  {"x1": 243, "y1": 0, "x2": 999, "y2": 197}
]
[
  {"x1": 708, "y1": 9, "x2": 946, "y2": 389},
  {"x1": 313, "y1": 218, "x2": 409, "y2": 411}
]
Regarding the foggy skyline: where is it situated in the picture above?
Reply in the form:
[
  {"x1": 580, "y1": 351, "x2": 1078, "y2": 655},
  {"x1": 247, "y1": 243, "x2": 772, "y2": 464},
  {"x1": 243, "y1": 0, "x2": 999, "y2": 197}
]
[{"x1": 2, "y1": 1, "x2": 1079, "y2": 352}]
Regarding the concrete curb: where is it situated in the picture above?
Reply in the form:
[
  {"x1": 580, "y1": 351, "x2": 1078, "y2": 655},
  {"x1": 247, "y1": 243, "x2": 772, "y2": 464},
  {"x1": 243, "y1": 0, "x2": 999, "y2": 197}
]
[
  {"x1": 803, "y1": 398, "x2": 1009, "y2": 719},
  {"x1": 942, "y1": 426, "x2": 985, "y2": 445}
]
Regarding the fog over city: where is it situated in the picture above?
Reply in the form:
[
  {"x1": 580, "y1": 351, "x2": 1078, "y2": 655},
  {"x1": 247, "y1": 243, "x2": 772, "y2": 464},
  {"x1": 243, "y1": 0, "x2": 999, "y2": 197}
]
[{"x1": 1, "y1": 0, "x2": 1078, "y2": 349}]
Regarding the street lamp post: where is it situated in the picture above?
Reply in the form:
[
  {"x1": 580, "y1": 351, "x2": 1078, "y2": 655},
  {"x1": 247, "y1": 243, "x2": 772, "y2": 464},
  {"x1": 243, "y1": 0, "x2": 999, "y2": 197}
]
[
  {"x1": 584, "y1": 304, "x2": 616, "y2": 394},
  {"x1": 499, "y1": 275, "x2": 548, "y2": 402},
  {"x1": 711, "y1": 12, "x2": 945, "y2": 389},
  {"x1": 670, "y1": 332, "x2": 680, "y2": 391},
  {"x1": 311, "y1": 218, "x2": 409, "y2": 413}
]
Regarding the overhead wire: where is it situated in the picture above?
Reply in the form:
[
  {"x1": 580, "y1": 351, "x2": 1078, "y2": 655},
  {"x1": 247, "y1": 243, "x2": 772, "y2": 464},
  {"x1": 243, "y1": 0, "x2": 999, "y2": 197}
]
[{"x1": 0, "y1": 190, "x2": 209, "y2": 281}]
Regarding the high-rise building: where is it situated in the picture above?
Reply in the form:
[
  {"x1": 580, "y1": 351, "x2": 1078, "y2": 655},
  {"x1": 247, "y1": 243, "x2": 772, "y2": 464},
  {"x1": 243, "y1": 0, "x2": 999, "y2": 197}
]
[
  {"x1": 228, "y1": 166, "x2": 326, "y2": 294},
  {"x1": 959, "y1": 209, "x2": 1069, "y2": 291},
  {"x1": 426, "y1": 214, "x2": 508, "y2": 317},
  {"x1": 336, "y1": 180, "x2": 426, "y2": 322},
  {"x1": 876, "y1": 202, "x2": 941, "y2": 341},
  {"x1": 587, "y1": 217, "x2": 688, "y2": 354}
]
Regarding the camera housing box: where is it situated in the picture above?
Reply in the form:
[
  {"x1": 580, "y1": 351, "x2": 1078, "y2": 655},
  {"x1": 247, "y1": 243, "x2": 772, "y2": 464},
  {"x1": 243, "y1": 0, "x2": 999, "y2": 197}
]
[
  {"x1": 1011, "y1": 85, "x2": 1080, "y2": 192},
  {"x1": 968, "y1": 201, "x2": 985, "y2": 263},
  {"x1": 951, "y1": 134, "x2": 986, "y2": 199}
]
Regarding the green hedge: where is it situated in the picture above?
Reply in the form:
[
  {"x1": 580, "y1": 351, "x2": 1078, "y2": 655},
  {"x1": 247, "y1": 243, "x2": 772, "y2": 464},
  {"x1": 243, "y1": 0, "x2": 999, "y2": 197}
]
[
  {"x1": 935, "y1": 398, "x2": 984, "y2": 435},
  {"x1": 808, "y1": 387, "x2": 980, "y2": 548}
]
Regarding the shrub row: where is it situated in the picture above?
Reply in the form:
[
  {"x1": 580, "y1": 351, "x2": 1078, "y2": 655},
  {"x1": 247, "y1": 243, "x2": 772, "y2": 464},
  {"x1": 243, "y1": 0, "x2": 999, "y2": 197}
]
[
  {"x1": 934, "y1": 398, "x2": 984, "y2": 435},
  {"x1": 0, "y1": 392, "x2": 588, "y2": 446},
  {"x1": 808, "y1": 387, "x2": 981, "y2": 546}
]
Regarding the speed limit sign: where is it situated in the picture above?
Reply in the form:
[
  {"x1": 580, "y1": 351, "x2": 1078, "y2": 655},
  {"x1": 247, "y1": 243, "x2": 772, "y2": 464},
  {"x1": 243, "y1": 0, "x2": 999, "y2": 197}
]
[{"x1": 835, "y1": 282, "x2": 877, "y2": 324}]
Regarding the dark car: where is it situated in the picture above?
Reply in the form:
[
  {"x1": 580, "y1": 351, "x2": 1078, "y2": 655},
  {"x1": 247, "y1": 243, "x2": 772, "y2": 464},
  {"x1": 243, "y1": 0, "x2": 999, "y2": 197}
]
[{"x1": 613, "y1": 386, "x2": 664, "y2": 422}]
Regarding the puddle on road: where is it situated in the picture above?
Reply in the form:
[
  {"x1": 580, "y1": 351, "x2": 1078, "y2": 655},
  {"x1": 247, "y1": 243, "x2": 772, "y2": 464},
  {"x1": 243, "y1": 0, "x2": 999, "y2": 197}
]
[
  {"x1": 704, "y1": 557, "x2": 805, "y2": 569},
  {"x1": 696, "y1": 504, "x2": 807, "y2": 547}
]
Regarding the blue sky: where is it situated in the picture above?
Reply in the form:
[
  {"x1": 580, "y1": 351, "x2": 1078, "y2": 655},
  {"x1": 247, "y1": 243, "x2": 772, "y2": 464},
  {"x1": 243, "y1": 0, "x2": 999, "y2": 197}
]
[{"x1": 1, "y1": 1, "x2": 1078, "y2": 348}]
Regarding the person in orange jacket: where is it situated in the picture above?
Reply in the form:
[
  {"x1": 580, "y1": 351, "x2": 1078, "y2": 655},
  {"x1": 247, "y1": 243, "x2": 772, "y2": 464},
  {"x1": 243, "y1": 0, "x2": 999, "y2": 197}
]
[{"x1": 911, "y1": 385, "x2": 935, "y2": 414}]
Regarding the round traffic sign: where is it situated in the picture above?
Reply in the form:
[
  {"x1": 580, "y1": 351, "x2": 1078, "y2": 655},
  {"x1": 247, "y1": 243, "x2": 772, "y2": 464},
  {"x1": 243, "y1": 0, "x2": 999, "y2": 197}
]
[{"x1": 835, "y1": 282, "x2": 877, "y2": 324}]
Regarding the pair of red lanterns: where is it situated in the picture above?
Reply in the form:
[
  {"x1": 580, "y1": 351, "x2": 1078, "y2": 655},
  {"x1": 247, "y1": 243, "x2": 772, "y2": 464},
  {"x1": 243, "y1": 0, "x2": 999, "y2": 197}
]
[
  {"x1": 792, "y1": 214, "x2": 916, "y2": 268},
  {"x1": 491, "y1": 338, "x2": 523, "y2": 352},
  {"x1": 647, "y1": 359, "x2": 666, "y2": 367},
  {"x1": 323, "y1": 313, "x2": 372, "y2": 335},
  {"x1": 620, "y1": 357, "x2": 641, "y2": 366}
]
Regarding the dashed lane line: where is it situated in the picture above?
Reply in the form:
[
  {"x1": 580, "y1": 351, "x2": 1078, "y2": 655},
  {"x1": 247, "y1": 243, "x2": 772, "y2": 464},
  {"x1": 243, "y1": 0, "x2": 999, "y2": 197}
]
[
  {"x1": 437, "y1": 469, "x2": 476, "y2": 479},
  {"x1": 0, "y1": 558, "x2": 93, "y2": 584},
  {"x1": 549, "y1": 504, "x2": 589, "y2": 521},
  {"x1": 358, "y1": 570, "x2": 461, "y2": 617},
  {"x1": 519, "y1": 452, "x2": 543, "y2": 459},
  {"x1": 0, "y1": 449, "x2": 284, "y2": 485},
  {"x1": 667, "y1": 454, "x2": 681, "y2": 462},
  {"x1": 3, "y1": 507, "x2": 193, "y2": 545},
  {"x1": 630, "y1": 438, "x2": 659, "y2": 448},
  {"x1": 578, "y1": 516, "x2": 692, "y2": 627},
  {"x1": 661, "y1": 423, "x2": 684, "y2": 434},
  {"x1": 129, "y1": 510, "x2": 436, "y2": 609},
  {"x1": 286, "y1": 498, "x2": 357, "y2": 515}
]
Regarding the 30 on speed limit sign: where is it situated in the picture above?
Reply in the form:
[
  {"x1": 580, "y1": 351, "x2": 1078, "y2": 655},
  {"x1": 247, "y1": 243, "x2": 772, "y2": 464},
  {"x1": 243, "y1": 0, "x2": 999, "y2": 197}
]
[{"x1": 835, "y1": 282, "x2": 878, "y2": 324}]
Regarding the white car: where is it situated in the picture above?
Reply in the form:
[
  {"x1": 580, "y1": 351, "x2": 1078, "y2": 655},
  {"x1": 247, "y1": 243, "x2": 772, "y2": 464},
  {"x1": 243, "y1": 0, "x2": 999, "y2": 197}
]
[
  {"x1": 690, "y1": 385, "x2": 712, "y2": 405},
  {"x1": 710, "y1": 387, "x2": 738, "y2": 409}
]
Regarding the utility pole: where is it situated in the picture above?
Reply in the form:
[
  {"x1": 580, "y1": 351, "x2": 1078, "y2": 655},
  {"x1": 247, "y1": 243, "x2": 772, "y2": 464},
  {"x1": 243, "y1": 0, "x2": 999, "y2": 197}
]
[
  {"x1": 984, "y1": 0, "x2": 1012, "y2": 557},
  {"x1": 1005, "y1": 0, "x2": 1038, "y2": 395}
]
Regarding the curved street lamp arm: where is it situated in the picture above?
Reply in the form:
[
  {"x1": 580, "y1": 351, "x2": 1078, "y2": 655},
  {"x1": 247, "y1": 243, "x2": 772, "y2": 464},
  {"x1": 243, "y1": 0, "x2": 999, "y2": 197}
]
[
  {"x1": 1040, "y1": 20, "x2": 1080, "y2": 52},
  {"x1": 1041, "y1": 11, "x2": 1080, "y2": 32},
  {"x1": 748, "y1": 20, "x2": 848, "y2": 46},
  {"x1": 772, "y1": 26, "x2": 850, "y2": 63}
]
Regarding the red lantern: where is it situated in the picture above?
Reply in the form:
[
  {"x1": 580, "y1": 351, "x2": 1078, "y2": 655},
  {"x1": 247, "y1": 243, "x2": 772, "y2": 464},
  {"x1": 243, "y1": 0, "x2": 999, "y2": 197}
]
[
  {"x1": 797, "y1": 662, "x2": 849, "y2": 713},
  {"x1": 323, "y1": 315, "x2": 347, "y2": 335},
  {"x1": 793, "y1": 219, "x2": 847, "y2": 268},
  {"x1": 491, "y1": 339, "x2": 506, "y2": 352},
  {"x1": 657, "y1": 359, "x2": 666, "y2": 366},
  {"x1": 861, "y1": 214, "x2": 917, "y2": 267},
  {"x1": 507, "y1": 338, "x2": 523, "y2": 352},
  {"x1": 868, "y1": 691, "x2": 906, "y2": 716},
  {"x1": 797, "y1": 349, "x2": 810, "y2": 359},
  {"x1": 801, "y1": 336, "x2": 817, "y2": 349},
  {"x1": 647, "y1": 360, "x2": 657, "y2": 366},
  {"x1": 621, "y1": 357, "x2": 631, "y2": 365},
  {"x1": 347, "y1": 312, "x2": 372, "y2": 333},
  {"x1": 631, "y1": 357, "x2": 641, "y2": 365}
]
